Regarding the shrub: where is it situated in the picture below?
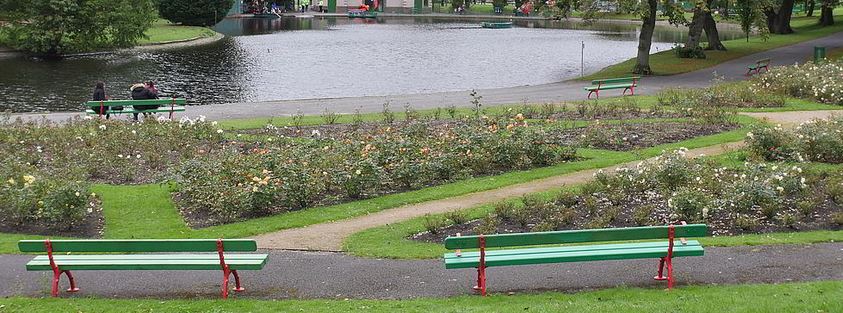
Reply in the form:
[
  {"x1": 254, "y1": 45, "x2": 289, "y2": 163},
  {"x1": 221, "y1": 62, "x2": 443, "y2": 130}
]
[
  {"x1": 159, "y1": 0, "x2": 233, "y2": 26},
  {"x1": 753, "y1": 60, "x2": 843, "y2": 104},
  {"x1": 0, "y1": 172, "x2": 92, "y2": 229},
  {"x1": 473, "y1": 215, "x2": 499, "y2": 235},
  {"x1": 668, "y1": 188, "x2": 710, "y2": 222},
  {"x1": 444, "y1": 211, "x2": 468, "y2": 225},
  {"x1": 746, "y1": 116, "x2": 843, "y2": 164},
  {"x1": 745, "y1": 126, "x2": 799, "y2": 162},
  {"x1": 673, "y1": 45, "x2": 706, "y2": 59},
  {"x1": 493, "y1": 201, "x2": 517, "y2": 221},
  {"x1": 422, "y1": 214, "x2": 446, "y2": 234},
  {"x1": 832, "y1": 212, "x2": 843, "y2": 226}
]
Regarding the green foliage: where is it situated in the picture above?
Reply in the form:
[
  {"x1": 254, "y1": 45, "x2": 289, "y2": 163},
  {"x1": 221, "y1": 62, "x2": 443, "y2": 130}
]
[
  {"x1": 668, "y1": 187, "x2": 711, "y2": 222},
  {"x1": 672, "y1": 45, "x2": 706, "y2": 59},
  {"x1": 746, "y1": 116, "x2": 843, "y2": 164},
  {"x1": 1, "y1": 0, "x2": 157, "y2": 55},
  {"x1": 158, "y1": 0, "x2": 233, "y2": 26},
  {"x1": 0, "y1": 171, "x2": 92, "y2": 230},
  {"x1": 753, "y1": 60, "x2": 843, "y2": 105}
]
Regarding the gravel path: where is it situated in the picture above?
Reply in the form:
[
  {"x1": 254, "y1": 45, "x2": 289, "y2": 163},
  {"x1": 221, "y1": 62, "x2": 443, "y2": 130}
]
[
  {"x1": 254, "y1": 142, "x2": 746, "y2": 251},
  {"x1": 2, "y1": 243, "x2": 841, "y2": 299},
  {"x1": 10, "y1": 31, "x2": 843, "y2": 123}
]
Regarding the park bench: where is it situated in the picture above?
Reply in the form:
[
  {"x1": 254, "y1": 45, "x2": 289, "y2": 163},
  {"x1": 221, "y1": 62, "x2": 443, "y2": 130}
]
[
  {"x1": 745, "y1": 58, "x2": 771, "y2": 76},
  {"x1": 18, "y1": 239, "x2": 268, "y2": 299},
  {"x1": 584, "y1": 77, "x2": 639, "y2": 99},
  {"x1": 443, "y1": 223, "x2": 706, "y2": 296},
  {"x1": 85, "y1": 98, "x2": 187, "y2": 119}
]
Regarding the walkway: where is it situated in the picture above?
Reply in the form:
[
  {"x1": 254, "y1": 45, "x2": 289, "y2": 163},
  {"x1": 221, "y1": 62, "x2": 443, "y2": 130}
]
[
  {"x1": 1, "y1": 243, "x2": 841, "y2": 299},
  {"x1": 11, "y1": 31, "x2": 843, "y2": 122}
]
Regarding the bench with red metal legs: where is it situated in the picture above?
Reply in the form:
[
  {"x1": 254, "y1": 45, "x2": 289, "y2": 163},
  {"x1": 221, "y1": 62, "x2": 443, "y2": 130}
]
[
  {"x1": 18, "y1": 239, "x2": 267, "y2": 299},
  {"x1": 746, "y1": 58, "x2": 771, "y2": 76},
  {"x1": 85, "y1": 98, "x2": 187, "y2": 120},
  {"x1": 584, "y1": 76, "x2": 640, "y2": 99},
  {"x1": 443, "y1": 223, "x2": 707, "y2": 296}
]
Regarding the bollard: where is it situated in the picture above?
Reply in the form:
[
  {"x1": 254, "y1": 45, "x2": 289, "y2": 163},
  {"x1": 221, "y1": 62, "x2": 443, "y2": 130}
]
[{"x1": 814, "y1": 46, "x2": 826, "y2": 63}]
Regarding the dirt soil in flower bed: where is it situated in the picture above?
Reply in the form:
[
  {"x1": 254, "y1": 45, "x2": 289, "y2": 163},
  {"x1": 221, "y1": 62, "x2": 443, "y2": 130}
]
[
  {"x1": 412, "y1": 196, "x2": 842, "y2": 244},
  {"x1": 0, "y1": 200, "x2": 104, "y2": 238},
  {"x1": 248, "y1": 121, "x2": 739, "y2": 152}
]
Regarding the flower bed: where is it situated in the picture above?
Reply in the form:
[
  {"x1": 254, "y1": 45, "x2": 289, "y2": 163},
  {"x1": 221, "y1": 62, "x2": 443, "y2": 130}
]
[
  {"x1": 658, "y1": 81, "x2": 786, "y2": 110},
  {"x1": 413, "y1": 149, "x2": 843, "y2": 243},
  {"x1": 753, "y1": 60, "x2": 843, "y2": 105},
  {"x1": 746, "y1": 116, "x2": 843, "y2": 164}
]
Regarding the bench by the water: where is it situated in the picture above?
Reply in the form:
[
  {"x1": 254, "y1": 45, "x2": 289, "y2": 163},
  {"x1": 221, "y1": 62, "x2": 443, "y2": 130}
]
[
  {"x1": 85, "y1": 98, "x2": 186, "y2": 119},
  {"x1": 19, "y1": 239, "x2": 268, "y2": 299},
  {"x1": 584, "y1": 77, "x2": 639, "y2": 99},
  {"x1": 746, "y1": 58, "x2": 771, "y2": 76},
  {"x1": 443, "y1": 224, "x2": 706, "y2": 296}
]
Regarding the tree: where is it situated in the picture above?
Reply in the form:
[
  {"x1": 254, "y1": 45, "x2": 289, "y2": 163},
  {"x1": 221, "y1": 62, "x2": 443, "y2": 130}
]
[
  {"x1": 159, "y1": 0, "x2": 233, "y2": 26},
  {"x1": 1, "y1": 0, "x2": 156, "y2": 57},
  {"x1": 703, "y1": 2, "x2": 726, "y2": 50},
  {"x1": 633, "y1": 0, "x2": 685, "y2": 74},
  {"x1": 736, "y1": 0, "x2": 768, "y2": 41},
  {"x1": 806, "y1": 0, "x2": 815, "y2": 16},
  {"x1": 818, "y1": 0, "x2": 837, "y2": 25},
  {"x1": 764, "y1": 0, "x2": 796, "y2": 34}
]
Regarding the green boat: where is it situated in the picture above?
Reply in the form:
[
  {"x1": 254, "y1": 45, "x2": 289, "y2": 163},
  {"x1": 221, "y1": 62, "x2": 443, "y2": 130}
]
[
  {"x1": 481, "y1": 22, "x2": 513, "y2": 29},
  {"x1": 348, "y1": 10, "x2": 378, "y2": 18}
]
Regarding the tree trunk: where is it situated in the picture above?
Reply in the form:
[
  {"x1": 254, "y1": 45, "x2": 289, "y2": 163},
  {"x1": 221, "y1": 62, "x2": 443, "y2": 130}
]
[
  {"x1": 819, "y1": 1, "x2": 834, "y2": 26},
  {"x1": 704, "y1": 9, "x2": 727, "y2": 50},
  {"x1": 685, "y1": 5, "x2": 707, "y2": 49},
  {"x1": 766, "y1": 0, "x2": 796, "y2": 34},
  {"x1": 633, "y1": 0, "x2": 658, "y2": 75},
  {"x1": 806, "y1": 0, "x2": 815, "y2": 16}
]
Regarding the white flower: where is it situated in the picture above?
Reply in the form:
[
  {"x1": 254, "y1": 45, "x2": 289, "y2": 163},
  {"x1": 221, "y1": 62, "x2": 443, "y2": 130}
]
[
  {"x1": 198, "y1": 115, "x2": 206, "y2": 122},
  {"x1": 216, "y1": 129, "x2": 224, "y2": 134},
  {"x1": 211, "y1": 121, "x2": 218, "y2": 126},
  {"x1": 99, "y1": 124, "x2": 106, "y2": 130}
]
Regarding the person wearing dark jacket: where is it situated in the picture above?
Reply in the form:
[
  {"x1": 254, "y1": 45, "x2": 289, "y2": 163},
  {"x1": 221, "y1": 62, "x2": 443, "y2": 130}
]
[
  {"x1": 91, "y1": 82, "x2": 110, "y2": 119},
  {"x1": 130, "y1": 83, "x2": 158, "y2": 121}
]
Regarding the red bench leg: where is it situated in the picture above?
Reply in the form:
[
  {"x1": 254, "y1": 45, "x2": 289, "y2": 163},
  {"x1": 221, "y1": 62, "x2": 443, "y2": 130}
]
[
  {"x1": 472, "y1": 235, "x2": 487, "y2": 296},
  {"x1": 221, "y1": 267, "x2": 230, "y2": 299},
  {"x1": 232, "y1": 270, "x2": 245, "y2": 292},
  {"x1": 64, "y1": 271, "x2": 80, "y2": 292},
  {"x1": 654, "y1": 257, "x2": 667, "y2": 281}
]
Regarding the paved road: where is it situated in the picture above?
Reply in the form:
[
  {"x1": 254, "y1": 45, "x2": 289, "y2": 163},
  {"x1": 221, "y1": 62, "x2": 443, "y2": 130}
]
[
  {"x1": 1, "y1": 243, "x2": 841, "y2": 299},
  {"x1": 11, "y1": 32, "x2": 843, "y2": 123}
]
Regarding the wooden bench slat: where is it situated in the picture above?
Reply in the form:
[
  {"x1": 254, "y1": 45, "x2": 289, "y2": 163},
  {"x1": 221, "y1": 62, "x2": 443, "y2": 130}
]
[
  {"x1": 590, "y1": 77, "x2": 639, "y2": 85},
  {"x1": 443, "y1": 240, "x2": 701, "y2": 260},
  {"x1": 85, "y1": 99, "x2": 187, "y2": 107},
  {"x1": 584, "y1": 83, "x2": 635, "y2": 91},
  {"x1": 444, "y1": 224, "x2": 707, "y2": 249},
  {"x1": 25, "y1": 257, "x2": 268, "y2": 271},
  {"x1": 18, "y1": 239, "x2": 258, "y2": 253},
  {"x1": 30, "y1": 254, "x2": 268, "y2": 261},
  {"x1": 85, "y1": 106, "x2": 186, "y2": 115},
  {"x1": 444, "y1": 244, "x2": 704, "y2": 269}
]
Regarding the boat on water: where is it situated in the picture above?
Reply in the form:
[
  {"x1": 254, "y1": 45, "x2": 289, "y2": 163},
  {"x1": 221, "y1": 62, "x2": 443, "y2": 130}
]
[
  {"x1": 348, "y1": 9, "x2": 378, "y2": 18},
  {"x1": 481, "y1": 22, "x2": 513, "y2": 29}
]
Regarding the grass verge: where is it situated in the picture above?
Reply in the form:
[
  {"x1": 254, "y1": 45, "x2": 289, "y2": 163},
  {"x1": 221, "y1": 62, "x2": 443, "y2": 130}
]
[
  {"x1": 138, "y1": 19, "x2": 217, "y2": 45},
  {"x1": 1, "y1": 281, "x2": 841, "y2": 312},
  {"x1": 584, "y1": 14, "x2": 843, "y2": 79}
]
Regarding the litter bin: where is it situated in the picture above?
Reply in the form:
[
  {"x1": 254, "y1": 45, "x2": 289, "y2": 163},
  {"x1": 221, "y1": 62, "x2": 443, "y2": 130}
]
[{"x1": 814, "y1": 46, "x2": 826, "y2": 63}]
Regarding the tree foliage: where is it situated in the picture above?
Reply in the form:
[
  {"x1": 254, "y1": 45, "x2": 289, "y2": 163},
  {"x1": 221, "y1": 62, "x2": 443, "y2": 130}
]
[
  {"x1": 0, "y1": 0, "x2": 157, "y2": 56},
  {"x1": 736, "y1": 0, "x2": 769, "y2": 41},
  {"x1": 158, "y1": 0, "x2": 233, "y2": 26}
]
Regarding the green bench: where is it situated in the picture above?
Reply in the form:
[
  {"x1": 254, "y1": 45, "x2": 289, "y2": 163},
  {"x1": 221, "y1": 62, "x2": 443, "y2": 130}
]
[
  {"x1": 85, "y1": 98, "x2": 187, "y2": 119},
  {"x1": 584, "y1": 77, "x2": 639, "y2": 99},
  {"x1": 19, "y1": 239, "x2": 268, "y2": 299},
  {"x1": 746, "y1": 58, "x2": 771, "y2": 76},
  {"x1": 443, "y1": 223, "x2": 706, "y2": 296}
]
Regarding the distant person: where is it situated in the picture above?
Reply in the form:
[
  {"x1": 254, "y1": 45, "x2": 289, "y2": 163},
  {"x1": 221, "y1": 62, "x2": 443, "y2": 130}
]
[
  {"x1": 91, "y1": 81, "x2": 113, "y2": 119},
  {"x1": 145, "y1": 81, "x2": 159, "y2": 97},
  {"x1": 130, "y1": 83, "x2": 159, "y2": 121},
  {"x1": 318, "y1": 0, "x2": 324, "y2": 12}
]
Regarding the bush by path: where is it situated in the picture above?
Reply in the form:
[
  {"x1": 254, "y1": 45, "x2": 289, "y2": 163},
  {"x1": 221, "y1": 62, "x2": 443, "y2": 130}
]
[{"x1": 746, "y1": 116, "x2": 843, "y2": 163}]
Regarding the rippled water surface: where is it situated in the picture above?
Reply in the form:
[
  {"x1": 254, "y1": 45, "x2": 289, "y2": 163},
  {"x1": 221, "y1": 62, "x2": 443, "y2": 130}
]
[{"x1": 0, "y1": 17, "x2": 741, "y2": 112}]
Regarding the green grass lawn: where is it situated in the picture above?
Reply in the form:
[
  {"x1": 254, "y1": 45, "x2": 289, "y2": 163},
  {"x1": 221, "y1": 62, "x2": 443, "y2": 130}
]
[
  {"x1": 1, "y1": 281, "x2": 840, "y2": 312},
  {"x1": 585, "y1": 13, "x2": 843, "y2": 80},
  {"x1": 137, "y1": 19, "x2": 217, "y2": 45}
]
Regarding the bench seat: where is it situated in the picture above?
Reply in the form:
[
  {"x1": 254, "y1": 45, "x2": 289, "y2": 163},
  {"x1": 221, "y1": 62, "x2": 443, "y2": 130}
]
[
  {"x1": 445, "y1": 240, "x2": 702, "y2": 269},
  {"x1": 26, "y1": 254, "x2": 269, "y2": 271},
  {"x1": 583, "y1": 83, "x2": 634, "y2": 92},
  {"x1": 85, "y1": 106, "x2": 186, "y2": 115}
]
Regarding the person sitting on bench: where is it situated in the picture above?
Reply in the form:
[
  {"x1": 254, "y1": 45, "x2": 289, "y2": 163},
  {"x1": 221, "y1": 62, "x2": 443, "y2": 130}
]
[
  {"x1": 130, "y1": 83, "x2": 159, "y2": 121},
  {"x1": 91, "y1": 82, "x2": 117, "y2": 119}
]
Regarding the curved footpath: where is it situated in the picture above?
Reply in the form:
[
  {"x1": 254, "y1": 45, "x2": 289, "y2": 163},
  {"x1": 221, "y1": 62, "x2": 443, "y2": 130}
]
[{"x1": 11, "y1": 31, "x2": 843, "y2": 122}]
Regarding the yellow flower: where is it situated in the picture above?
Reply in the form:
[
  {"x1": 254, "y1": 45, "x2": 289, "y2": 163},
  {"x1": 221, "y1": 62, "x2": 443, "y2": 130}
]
[
  {"x1": 22, "y1": 175, "x2": 35, "y2": 186},
  {"x1": 6, "y1": 178, "x2": 14, "y2": 185}
]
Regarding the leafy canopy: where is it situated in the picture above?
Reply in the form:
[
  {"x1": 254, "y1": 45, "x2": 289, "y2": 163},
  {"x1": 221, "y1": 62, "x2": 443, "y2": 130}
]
[
  {"x1": 158, "y1": 0, "x2": 233, "y2": 27},
  {"x1": 0, "y1": 0, "x2": 157, "y2": 56}
]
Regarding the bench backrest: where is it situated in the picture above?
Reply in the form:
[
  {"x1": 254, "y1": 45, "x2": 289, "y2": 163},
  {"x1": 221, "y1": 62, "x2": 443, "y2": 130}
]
[
  {"x1": 757, "y1": 58, "x2": 771, "y2": 65},
  {"x1": 85, "y1": 99, "x2": 186, "y2": 107},
  {"x1": 591, "y1": 76, "x2": 640, "y2": 85},
  {"x1": 444, "y1": 224, "x2": 707, "y2": 250},
  {"x1": 18, "y1": 239, "x2": 257, "y2": 253}
]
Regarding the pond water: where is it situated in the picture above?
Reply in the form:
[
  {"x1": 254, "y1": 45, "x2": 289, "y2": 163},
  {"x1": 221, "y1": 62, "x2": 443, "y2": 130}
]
[{"x1": 0, "y1": 17, "x2": 742, "y2": 112}]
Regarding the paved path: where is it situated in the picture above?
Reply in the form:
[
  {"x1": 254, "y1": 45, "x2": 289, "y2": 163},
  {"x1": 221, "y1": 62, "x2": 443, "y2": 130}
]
[
  {"x1": 255, "y1": 142, "x2": 746, "y2": 251},
  {"x1": 11, "y1": 31, "x2": 843, "y2": 122},
  {"x1": 2, "y1": 243, "x2": 841, "y2": 299}
]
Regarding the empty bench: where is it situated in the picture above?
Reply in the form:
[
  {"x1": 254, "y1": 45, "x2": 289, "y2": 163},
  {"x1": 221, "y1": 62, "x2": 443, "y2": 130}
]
[
  {"x1": 584, "y1": 77, "x2": 639, "y2": 99},
  {"x1": 746, "y1": 58, "x2": 771, "y2": 76},
  {"x1": 443, "y1": 224, "x2": 706, "y2": 296},
  {"x1": 19, "y1": 239, "x2": 268, "y2": 298},
  {"x1": 85, "y1": 98, "x2": 187, "y2": 119}
]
